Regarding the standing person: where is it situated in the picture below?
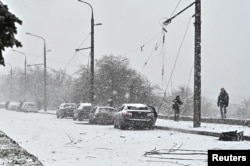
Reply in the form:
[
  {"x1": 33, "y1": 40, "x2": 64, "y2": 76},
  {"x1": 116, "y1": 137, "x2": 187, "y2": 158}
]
[
  {"x1": 148, "y1": 105, "x2": 157, "y2": 124},
  {"x1": 172, "y1": 95, "x2": 183, "y2": 121},
  {"x1": 217, "y1": 88, "x2": 229, "y2": 119}
]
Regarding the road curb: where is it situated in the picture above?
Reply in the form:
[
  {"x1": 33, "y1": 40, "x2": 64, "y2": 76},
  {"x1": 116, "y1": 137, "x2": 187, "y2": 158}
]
[{"x1": 155, "y1": 125, "x2": 250, "y2": 141}]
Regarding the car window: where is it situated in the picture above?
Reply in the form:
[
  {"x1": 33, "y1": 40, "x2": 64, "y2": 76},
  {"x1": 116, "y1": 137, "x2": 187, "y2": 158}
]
[{"x1": 64, "y1": 104, "x2": 76, "y2": 108}]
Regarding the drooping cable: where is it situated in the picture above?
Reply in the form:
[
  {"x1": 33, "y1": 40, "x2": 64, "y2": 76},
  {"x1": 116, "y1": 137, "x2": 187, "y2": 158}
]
[
  {"x1": 140, "y1": 32, "x2": 164, "y2": 72},
  {"x1": 158, "y1": 16, "x2": 193, "y2": 110},
  {"x1": 64, "y1": 33, "x2": 91, "y2": 71},
  {"x1": 121, "y1": 31, "x2": 162, "y2": 56}
]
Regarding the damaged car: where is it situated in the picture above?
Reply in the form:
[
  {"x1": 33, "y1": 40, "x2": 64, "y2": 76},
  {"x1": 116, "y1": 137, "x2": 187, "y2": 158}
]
[
  {"x1": 56, "y1": 103, "x2": 77, "y2": 119},
  {"x1": 73, "y1": 103, "x2": 92, "y2": 121},
  {"x1": 89, "y1": 106, "x2": 116, "y2": 125},
  {"x1": 114, "y1": 103, "x2": 155, "y2": 129}
]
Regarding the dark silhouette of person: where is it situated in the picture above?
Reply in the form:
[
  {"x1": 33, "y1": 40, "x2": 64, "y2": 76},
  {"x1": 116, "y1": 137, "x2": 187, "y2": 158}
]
[
  {"x1": 148, "y1": 105, "x2": 157, "y2": 122},
  {"x1": 172, "y1": 96, "x2": 183, "y2": 121},
  {"x1": 217, "y1": 88, "x2": 229, "y2": 119}
]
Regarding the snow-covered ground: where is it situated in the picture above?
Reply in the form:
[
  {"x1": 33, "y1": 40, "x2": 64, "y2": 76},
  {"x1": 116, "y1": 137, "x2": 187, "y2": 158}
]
[{"x1": 0, "y1": 109, "x2": 249, "y2": 166}]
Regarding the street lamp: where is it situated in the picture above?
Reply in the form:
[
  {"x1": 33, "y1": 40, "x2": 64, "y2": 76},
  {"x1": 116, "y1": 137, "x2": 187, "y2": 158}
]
[
  {"x1": 78, "y1": 0, "x2": 102, "y2": 103},
  {"x1": 12, "y1": 49, "x2": 27, "y2": 100},
  {"x1": 26, "y1": 32, "x2": 47, "y2": 112}
]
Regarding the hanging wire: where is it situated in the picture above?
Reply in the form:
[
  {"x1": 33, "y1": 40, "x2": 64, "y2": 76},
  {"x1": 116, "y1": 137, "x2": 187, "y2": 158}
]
[
  {"x1": 170, "y1": 0, "x2": 182, "y2": 17},
  {"x1": 63, "y1": 33, "x2": 91, "y2": 71},
  {"x1": 182, "y1": 63, "x2": 194, "y2": 114},
  {"x1": 140, "y1": 33, "x2": 164, "y2": 72},
  {"x1": 121, "y1": 31, "x2": 162, "y2": 56},
  {"x1": 158, "y1": 16, "x2": 193, "y2": 110}
]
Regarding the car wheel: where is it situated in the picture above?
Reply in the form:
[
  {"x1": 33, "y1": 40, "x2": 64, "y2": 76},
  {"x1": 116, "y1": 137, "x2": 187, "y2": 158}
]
[
  {"x1": 118, "y1": 121, "x2": 126, "y2": 130},
  {"x1": 78, "y1": 117, "x2": 83, "y2": 121},
  {"x1": 73, "y1": 117, "x2": 77, "y2": 121}
]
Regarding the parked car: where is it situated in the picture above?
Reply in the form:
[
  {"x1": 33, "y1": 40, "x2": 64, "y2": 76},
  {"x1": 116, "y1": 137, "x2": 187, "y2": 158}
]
[
  {"x1": 21, "y1": 102, "x2": 38, "y2": 112},
  {"x1": 56, "y1": 103, "x2": 77, "y2": 118},
  {"x1": 73, "y1": 103, "x2": 92, "y2": 121},
  {"x1": 114, "y1": 103, "x2": 155, "y2": 129},
  {"x1": 7, "y1": 102, "x2": 20, "y2": 111},
  {"x1": 0, "y1": 102, "x2": 5, "y2": 108},
  {"x1": 89, "y1": 106, "x2": 116, "y2": 125}
]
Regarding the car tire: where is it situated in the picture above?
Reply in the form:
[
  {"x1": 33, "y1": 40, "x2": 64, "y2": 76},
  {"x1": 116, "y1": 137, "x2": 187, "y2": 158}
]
[
  {"x1": 78, "y1": 117, "x2": 83, "y2": 121},
  {"x1": 118, "y1": 121, "x2": 126, "y2": 130},
  {"x1": 73, "y1": 117, "x2": 77, "y2": 121}
]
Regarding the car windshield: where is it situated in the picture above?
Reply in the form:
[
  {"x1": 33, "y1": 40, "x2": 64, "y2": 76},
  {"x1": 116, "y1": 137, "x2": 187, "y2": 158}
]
[
  {"x1": 64, "y1": 104, "x2": 76, "y2": 108},
  {"x1": 83, "y1": 106, "x2": 92, "y2": 111},
  {"x1": 99, "y1": 108, "x2": 115, "y2": 113},
  {"x1": 127, "y1": 106, "x2": 148, "y2": 110}
]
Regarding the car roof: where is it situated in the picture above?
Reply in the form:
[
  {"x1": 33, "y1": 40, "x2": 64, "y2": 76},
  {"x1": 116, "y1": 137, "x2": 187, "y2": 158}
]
[
  {"x1": 122, "y1": 103, "x2": 148, "y2": 108},
  {"x1": 95, "y1": 106, "x2": 114, "y2": 109},
  {"x1": 61, "y1": 103, "x2": 76, "y2": 105},
  {"x1": 79, "y1": 103, "x2": 92, "y2": 106},
  {"x1": 23, "y1": 102, "x2": 36, "y2": 104}
]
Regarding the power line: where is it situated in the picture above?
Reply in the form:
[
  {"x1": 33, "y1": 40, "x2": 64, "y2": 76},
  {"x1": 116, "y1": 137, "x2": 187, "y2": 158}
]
[
  {"x1": 170, "y1": 0, "x2": 182, "y2": 17},
  {"x1": 165, "y1": 16, "x2": 192, "y2": 89},
  {"x1": 158, "y1": 16, "x2": 193, "y2": 110},
  {"x1": 63, "y1": 33, "x2": 91, "y2": 71},
  {"x1": 120, "y1": 31, "x2": 162, "y2": 56},
  {"x1": 140, "y1": 33, "x2": 164, "y2": 72}
]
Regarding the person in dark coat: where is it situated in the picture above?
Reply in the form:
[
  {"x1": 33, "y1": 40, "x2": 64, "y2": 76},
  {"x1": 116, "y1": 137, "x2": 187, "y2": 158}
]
[
  {"x1": 172, "y1": 95, "x2": 183, "y2": 121},
  {"x1": 148, "y1": 105, "x2": 157, "y2": 123},
  {"x1": 217, "y1": 88, "x2": 229, "y2": 119}
]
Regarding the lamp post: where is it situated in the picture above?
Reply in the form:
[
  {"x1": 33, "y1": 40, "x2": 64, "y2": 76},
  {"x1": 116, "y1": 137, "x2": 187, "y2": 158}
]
[
  {"x1": 12, "y1": 49, "x2": 27, "y2": 100},
  {"x1": 26, "y1": 32, "x2": 47, "y2": 111},
  {"x1": 78, "y1": 0, "x2": 95, "y2": 103}
]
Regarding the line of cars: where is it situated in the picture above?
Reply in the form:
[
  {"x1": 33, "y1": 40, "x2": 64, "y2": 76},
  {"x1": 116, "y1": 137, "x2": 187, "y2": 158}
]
[
  {"x1": 56, "y1": 102, "x2": 157, "y2": 130},
  {"x1": 1, "y1": 101, "x2": 39, "y2": 113}
]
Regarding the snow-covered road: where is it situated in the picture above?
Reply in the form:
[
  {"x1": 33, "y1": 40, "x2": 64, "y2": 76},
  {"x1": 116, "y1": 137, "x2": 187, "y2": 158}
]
[{"x1": 0, "y1": 109, "x2": 249, "y2": 166}]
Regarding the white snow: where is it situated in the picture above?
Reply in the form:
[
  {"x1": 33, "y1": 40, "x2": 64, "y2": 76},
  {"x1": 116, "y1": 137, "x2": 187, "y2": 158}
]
[{"x1": 0, "y1": 109, "x2": 249, "y2": 166}]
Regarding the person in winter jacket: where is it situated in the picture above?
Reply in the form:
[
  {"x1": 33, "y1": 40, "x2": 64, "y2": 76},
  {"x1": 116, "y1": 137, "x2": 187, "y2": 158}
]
[
  {"x1": 217, "y1": 88, "x2": 229, "y2": 119},
  {"x1": 172, "y1": 95, "x2": 183, "y2": 121}
]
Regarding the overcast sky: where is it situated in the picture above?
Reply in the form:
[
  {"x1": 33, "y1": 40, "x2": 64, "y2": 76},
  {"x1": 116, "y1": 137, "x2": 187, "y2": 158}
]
[{"x1": 1, "y1": 0, "x2": 250, "y2": 104}]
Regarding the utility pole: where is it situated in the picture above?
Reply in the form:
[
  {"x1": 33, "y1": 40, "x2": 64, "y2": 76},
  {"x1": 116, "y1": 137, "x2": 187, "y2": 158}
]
[
  {"x1": 26, "y1": 32, "x2": 47, "y2": 112},
  {"x1": 78, "y1": 0, "x2": 102, "y2": 103},
  {"x1": 193, "y1": 0, "x2": 201, "y2": 127},
  {"x1": 90, "y1": 7, "x2": 94, "y2": 103}
]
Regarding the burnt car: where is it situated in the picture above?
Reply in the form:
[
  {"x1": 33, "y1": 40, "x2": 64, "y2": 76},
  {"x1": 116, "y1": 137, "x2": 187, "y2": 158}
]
[
  {"x1": 114, "y1": 103, "x2": 155, "y2": 129},
  {"x1": 56, "y1": 103, "x2": 77, "y2": 119},
  {"x1": 73, "y1": 103, "x2": 92, "y2": 121},
  {"x1": 89, "y1": 106, "x2": 116, "y2": 125}
]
